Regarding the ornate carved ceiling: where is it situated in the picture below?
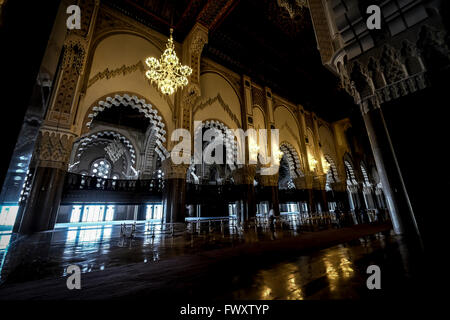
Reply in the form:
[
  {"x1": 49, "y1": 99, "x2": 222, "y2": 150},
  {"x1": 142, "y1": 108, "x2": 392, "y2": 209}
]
[{"x1": 104, "y1": 0, "x2": 357, "y2": 121}]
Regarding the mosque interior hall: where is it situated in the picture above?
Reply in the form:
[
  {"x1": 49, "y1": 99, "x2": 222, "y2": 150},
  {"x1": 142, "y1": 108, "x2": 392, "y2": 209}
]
[{"x1": 0, "y1": 0, "x2": 447, "y2": 301}]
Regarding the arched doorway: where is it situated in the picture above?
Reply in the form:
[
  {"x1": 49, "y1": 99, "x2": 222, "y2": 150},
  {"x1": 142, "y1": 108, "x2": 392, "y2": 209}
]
[
  {"x1": 188, "y1": 120, "x2": 238, "y2": 218},
  {"x1": 59, "y1": 94, "x2": 168, "y2": 225},
  {"x1": 277, "y1": 142, "x2": 305, "y2": 216}
]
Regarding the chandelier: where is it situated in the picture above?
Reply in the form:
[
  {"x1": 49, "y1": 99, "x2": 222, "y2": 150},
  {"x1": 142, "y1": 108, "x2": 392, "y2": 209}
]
[
  {"x1": 105, "y1": 139, "x2": 125, "y2": 163},
  {"x1": 145, "y1": 28, "x2": 192, "y2": 95},
  {"x1": 277, "y1": 0, "x2": 308, "y2": 19}
]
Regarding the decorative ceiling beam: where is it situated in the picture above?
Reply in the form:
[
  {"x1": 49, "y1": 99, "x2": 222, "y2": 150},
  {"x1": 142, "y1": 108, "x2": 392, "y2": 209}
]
[
  {"x1": 123, "y1": 0, "x2": 170, "y2": 27},
  {"x1": 196, "y1": 0, "x2": 239, "y2": 31},
  {"x1": 175, "y1": 0, "x2": 196, "y2": 29},
  {"x1": 210, "y1": 0, "x2": 241, "y2": 32}
]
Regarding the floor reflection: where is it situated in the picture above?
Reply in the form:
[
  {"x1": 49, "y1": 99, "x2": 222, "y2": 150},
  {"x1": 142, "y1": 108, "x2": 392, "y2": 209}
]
[
  {"x1": 0, "y1": 223, "x2": 426, "y2": 300},
  {"x1": 230, "y1": 232, "x2": 425, "y2": 300},
  {"x1": 0, "y1": 219, "x2": 310, "y2": 284}
]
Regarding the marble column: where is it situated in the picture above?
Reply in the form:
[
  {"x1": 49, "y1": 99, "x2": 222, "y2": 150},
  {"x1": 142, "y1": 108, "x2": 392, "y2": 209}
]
[
  {"x1": 232, "y1": 165, "x2": 257, "y2": 221},
  {"x1": 330, "y1": 181, "x2": 350, "y2": 212},
  {"x1": 316, "y1": 174, "x2": 329, "y2": 213},
  {"x1": 294, "y1": 173, "x2": 314, "y2": 215},
  {"x1": 260, "y1": 173, "x2": 280, "y2": 216},
  {"x1": 162, "y1": 160, "x2": 189, "y2": 224},
  {"x1": 360, "y1": 99, "x2": 419, "y2": 236},
  {"x1": 16, "y1": 166, "x2": 65, "y2": 233},
  {"x1": 15, "y1": 131, "x2": 74, "y2": 233}
]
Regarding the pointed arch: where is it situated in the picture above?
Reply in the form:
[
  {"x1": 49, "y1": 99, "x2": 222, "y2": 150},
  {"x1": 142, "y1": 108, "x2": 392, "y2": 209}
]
[
  {"x1": 343, "y1": 155, "x2": 358, "y2": 186},
  {"x1": 83, "y1": 93, "x2": 169, "y2": 160},
  {"x1": 360, "y1": 162, "x2": 372, "y2": 187},
  {"x1": 194, "y1": 119, "x2": 238, "y2": 171},
  {"x1": 279, "y1": 142, "x2": 303, "y2": 178},
  {"x1": 323, "y1": 154, "x2": 339, "y2": 190}
]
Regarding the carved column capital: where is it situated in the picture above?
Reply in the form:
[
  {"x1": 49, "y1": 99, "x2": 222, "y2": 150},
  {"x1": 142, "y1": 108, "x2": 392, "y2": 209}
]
[
  {"x1": 292, "y1": 176, "x2": 305, "y2": 189},
  {"x1": 232, "y1": 165, "x2": 256, "y2": 185},
  {"x1": 314, "y1": 174, "x2": 328, "y2": 190},
  {"x1": 36, "y1": 129, "x2": 76, "y2": 170},
  {"x1": 359, "y1": 96, "x2": 381, "y2": 115},
  {"x1": 330, "y1": 181, "x2": 347, "y2": 193},
  {"x1": 259, "y1": 173, "x2": 279, "y2": 187},
  {"x1": 304, "y1": 172, "x2": 314, "y2": 189},
  {"x1": 161, "y1": 159, "x2": 189, "y2": 180}
]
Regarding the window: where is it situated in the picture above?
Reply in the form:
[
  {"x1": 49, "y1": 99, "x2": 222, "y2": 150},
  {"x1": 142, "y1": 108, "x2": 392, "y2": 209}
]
[
  {"x1": 105, "y1": 205, "x2": 114, "y2": 221},
  {"x1": 145, "y1": 204, "x2": 163, "y2": 220},
  {"x1": 69, "y1": 205, "x2": 115, "y2": 223},
  {"x1": 90, "y1": 158, "x2": 111, "y2": 179},
  {"x1": 70, "y1": 205, "x2": 82, "y2": 223},
  {"x1": 0, "y1": 205, "x2": 19, "y2": 226},
  {"x1": 82, "y1": 205, "x2": 105, "y2": 222},
  {"x1": 228, "y1": 203, "x2": 236, "y2": 216}
]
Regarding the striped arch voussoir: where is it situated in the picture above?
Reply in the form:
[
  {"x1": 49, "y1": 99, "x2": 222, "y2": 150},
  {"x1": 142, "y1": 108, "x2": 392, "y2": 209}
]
[{"x1": 86, "y1": 93, "x2": 169, "y2": 160}]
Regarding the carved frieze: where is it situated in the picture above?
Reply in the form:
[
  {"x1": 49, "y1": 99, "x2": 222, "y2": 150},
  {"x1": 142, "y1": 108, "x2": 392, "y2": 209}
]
[
  {"x1": 232, "y1": 165, "x2": 256, "y2": 185},
  {"x1": 193, "y1": 93, "x2": 241, "y2": 128},
  {"x1": 88, "y1": 60, "x2": 145, "y2": 88},
  {"x1": 36, "y1": 130, "x2": 75, "y2": 169},
  {"x1": 161, "y1": 159, "x2": 189, "y2": 180}
]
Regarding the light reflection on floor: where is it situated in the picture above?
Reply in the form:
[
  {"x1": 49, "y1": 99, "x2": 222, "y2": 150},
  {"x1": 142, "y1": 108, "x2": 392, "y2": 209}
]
[
  {"x1": 0, "y1": 219, "x2": 308, "y2": 284},
  {"x1": 229, "y1": 234, "x2": 424, "y2": 300},
  {"x1": 0, "y1": 222, "x2": 426, "y2": 300}
]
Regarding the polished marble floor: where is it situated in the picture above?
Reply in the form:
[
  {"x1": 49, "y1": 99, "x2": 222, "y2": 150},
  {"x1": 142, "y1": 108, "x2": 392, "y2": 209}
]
[
  {"x1": 0, "y1": 218, "x2": 309, "y2": 284},
  {"x1": 0, "y1": 220, "x2": 426, "y2": 300}
]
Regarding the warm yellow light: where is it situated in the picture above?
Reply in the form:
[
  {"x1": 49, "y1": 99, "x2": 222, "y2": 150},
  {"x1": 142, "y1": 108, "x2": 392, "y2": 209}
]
[
  {"x1": 249, "y1": 144, "x2": 260, "y2": 153},
  {"x1": 276, "y1": 150, "x2": 284, "y2": 160},
  {"x1": 145, "y1": 28, "x2": 192, "y2": 95},
  {"x1": 322, "y1": 157, "x2": 331, "y2": 173},
  {"x1": 308, "y1": 153, "x2": 317, "y2": 171}
]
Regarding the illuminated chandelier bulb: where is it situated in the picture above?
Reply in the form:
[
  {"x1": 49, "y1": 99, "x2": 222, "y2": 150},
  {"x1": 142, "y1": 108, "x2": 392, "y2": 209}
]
[{"x1": 145, "y1": 28, "x2": 192, "y2": 95}]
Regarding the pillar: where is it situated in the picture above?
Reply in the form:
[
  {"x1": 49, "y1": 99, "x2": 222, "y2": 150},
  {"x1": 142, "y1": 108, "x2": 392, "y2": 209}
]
[
  {"x1": 331, "y1": 181, "x2": 351, "y2": 212},
  {"x1": 360, "y1": 99, "x2": 419, "y2": 236},
  {"x1": 14, "y1": 1, "x2": 99, "y2": 233},
  {"x1": 260, "y1": 173, "x2": 280, "y2": 216},
  {"x1": 294, "y1": 173, "x2": 314, "y2": 215},
  {"x1": 316, "y1": 174, "x2": 329, "y2": 213},
  {"x1": 15, "y1": 131, "x2": 74, "y2": 233},
  {"x1": 232, "y1": 165, "x2": 257, "y2": 221},
  {"x1": 162, "y1": 160, "x2": 188, "y2": 224}
]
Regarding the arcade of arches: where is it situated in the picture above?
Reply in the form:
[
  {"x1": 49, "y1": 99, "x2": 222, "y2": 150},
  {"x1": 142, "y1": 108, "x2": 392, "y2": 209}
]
[{"x1": 1, "y1": 0, "x2": 447, "y2": 260}]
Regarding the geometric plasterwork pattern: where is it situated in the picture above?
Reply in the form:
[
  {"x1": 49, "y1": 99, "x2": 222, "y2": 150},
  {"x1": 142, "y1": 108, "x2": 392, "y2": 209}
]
[
  {"x1": 86, "y1": 59, "x2": 174, "y2": 113},
  {"x1": 87, "y1": 60, "x2": 145, "y2": 88},
  {"x1": 193, "y1": 93, "x2": 241, "y2": 128},
  {"x1": 308, "y1": 0, "x2": 334, "y2": 64},
  {"x1": 86, "y1": 93, "x2": 169, "y2": 160},
  {"x1": 180, "y1": 23, "x2": 208, "y2": 130},
  {"x1": 75, "y1": 130, "x2": 137, "y2": 166},
  {"x1": 280, "y1": 142, "x2": 303, "y2": 178},
  {"x1": 193, "y1": 120, "x2": 238, "y2": 170},
  {"x1": 337, "y1": 23, "x2": 450, "y2": 109},
  {"x1": 36, "y1": 130, "x2": 75, "y2": 169},
  {"x1": 47, "y1": 0, "x2": 99, "y2": 128}
]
